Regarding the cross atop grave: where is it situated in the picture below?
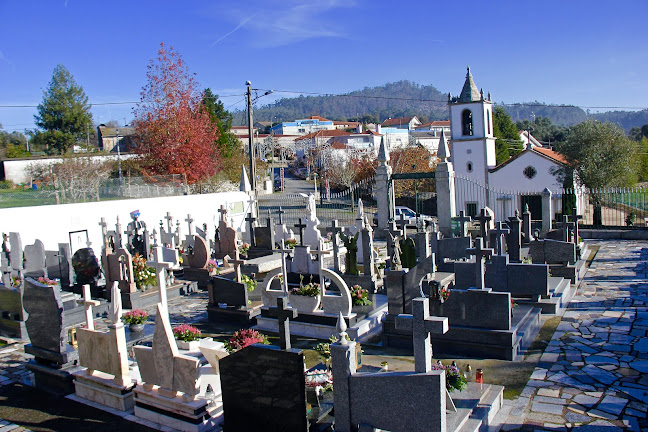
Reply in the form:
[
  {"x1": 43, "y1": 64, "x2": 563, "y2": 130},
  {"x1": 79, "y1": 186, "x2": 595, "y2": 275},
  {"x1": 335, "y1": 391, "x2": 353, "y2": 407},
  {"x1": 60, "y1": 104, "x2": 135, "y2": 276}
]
[
  {"x1": 115, "y1": 216, "x2": 123, "y2": 249},
  {"x1": 165, "y1": 212, "x2": 174, "y2": 233},
  {"x1": 507, "y1": 211, "x2": 523, "y2": 262},
  {"x1": 326, "y1": 220, "x2": 344, "y2": 272},
  {"x1": 309, "y1": 239, "x2": 332, "y2": 289},
  {"x1": 277, "y1": 239, "x2": 292, "y2": 296},
  {"x1": 395, "y1": 297, "x2": 449, "y2": 373},
  {"x1": 453, "y1": 211, "x2": 471, "y2": 238},
  {"x1": 467, "y1": 237, "x2": 493, "y2": 290},
  {"x1": 277, "y1": 206, "x2": 286, "y2": 225},
  {"x1": 569, "y1": 207, "x2": 583, "y2": 243},
  {"x1": 265, "y1": 296, "x2": 298, "y2": 350},
  {"x1": 294, "y1": 218, "x2": 307, "y2": 246},
  {"x1": 151, "y1": 228, "x2": 159, "y2": 247},
  {"x1": 559, "y1": 215, "x2": 575, "y2": 243},
  {"x1": 227, "y1": 246, "x2": 246, "y2": 283},
  {"x1": 491, "y1": 221, "x2": 510, "y2": 256},
  {"x1": 146, "y1": 258, "x2": 173, "y2": 307},
  {"x1": 475, "y1": 208, "x2": 493, "y2": 246},
  {"x1": 185, "y1": 214, "x2": 195, "y2": 236},
  {"x1": 395, "y1": 213, "x2": 410, "y2": 239},
  {"x1": 77, "y1": 284, "x2": 100, "y2": 331},
  {"x1": 245, "y1": 212, "x2": 257, "y2": 247},
  {"x1": 522, "y1": 204, "x2": 533, "y2": 243},
  {"x1": 265, "y1": 210, "x2": 273, "y2": 230},
  {"x1": 99, "y1": 217, "x2": 108, "y2": 246},
  {"x1": 218, "y1": 205, "x2": 228, "y2": 223}
]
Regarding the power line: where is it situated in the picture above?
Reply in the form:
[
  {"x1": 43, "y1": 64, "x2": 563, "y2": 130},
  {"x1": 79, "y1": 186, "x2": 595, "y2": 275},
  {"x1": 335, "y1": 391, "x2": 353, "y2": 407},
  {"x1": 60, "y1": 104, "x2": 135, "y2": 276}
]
[{"x1": 0, "y1": 93, "x2": 246, "y2": 109}]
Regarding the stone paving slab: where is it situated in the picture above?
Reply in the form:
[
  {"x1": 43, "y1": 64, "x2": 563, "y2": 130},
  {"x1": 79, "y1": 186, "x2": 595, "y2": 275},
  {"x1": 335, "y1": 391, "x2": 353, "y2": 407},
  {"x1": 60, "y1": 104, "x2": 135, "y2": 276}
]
[{"x1": 504, "y1": 240, "x2": 648, "y2": 431}]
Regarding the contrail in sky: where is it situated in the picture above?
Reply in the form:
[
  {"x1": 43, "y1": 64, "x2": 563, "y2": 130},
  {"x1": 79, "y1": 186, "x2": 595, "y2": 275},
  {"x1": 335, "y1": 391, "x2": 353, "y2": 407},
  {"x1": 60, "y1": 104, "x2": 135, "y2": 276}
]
[{"x1": 210, "y1": 12, "x2": 260, "y2": 48}]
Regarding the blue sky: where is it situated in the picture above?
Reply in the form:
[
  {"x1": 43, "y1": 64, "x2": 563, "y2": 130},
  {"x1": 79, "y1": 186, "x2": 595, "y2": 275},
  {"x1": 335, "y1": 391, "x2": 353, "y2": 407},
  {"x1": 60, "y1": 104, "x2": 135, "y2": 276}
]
[{"x1": 1, "y1": 0, "x2": 646, "y2": 132}]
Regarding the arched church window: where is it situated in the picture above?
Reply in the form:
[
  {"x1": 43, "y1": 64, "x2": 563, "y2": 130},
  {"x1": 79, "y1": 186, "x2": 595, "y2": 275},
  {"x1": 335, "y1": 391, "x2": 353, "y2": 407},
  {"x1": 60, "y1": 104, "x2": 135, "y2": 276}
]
[
  {"x1": 487, "y1": 110, "x2": 491, "y2": 135},
  {"x1": 462, "y1": 109, "x2": 473, "y2": 136}
]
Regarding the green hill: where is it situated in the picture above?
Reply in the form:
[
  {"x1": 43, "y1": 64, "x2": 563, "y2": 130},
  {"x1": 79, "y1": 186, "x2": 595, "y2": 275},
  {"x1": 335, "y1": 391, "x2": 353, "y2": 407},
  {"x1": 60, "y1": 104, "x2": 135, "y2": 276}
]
[{"x1": 232, "y1": 81, "x2": 642, "y2": 131}]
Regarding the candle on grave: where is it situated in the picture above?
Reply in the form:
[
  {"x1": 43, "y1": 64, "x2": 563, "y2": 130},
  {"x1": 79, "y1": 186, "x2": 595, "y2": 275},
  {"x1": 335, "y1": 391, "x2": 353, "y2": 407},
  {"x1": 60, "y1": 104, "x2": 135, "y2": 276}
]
[{"x1": 476, "y1": 368, "x2": 484, "y2": 384}]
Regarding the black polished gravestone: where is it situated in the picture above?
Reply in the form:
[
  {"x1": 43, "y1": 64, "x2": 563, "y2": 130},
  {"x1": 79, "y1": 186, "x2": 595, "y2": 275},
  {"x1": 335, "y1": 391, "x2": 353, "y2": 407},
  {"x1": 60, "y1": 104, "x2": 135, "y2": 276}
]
[{"x1": 220, "y1": 344, "x2": 306, "y2": 432}]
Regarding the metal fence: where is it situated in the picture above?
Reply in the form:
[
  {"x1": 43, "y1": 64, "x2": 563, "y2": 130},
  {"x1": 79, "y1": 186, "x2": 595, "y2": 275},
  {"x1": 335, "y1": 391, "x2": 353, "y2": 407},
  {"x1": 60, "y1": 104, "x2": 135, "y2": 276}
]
[
  {"x1": 258, "y1": 178, "x2": 377, "y2": 228},
  {"x1": 0, "y1": 175, "x2": 187, "y2": 208},
  {"x1": 453, "y1": 173, "x2": 648, "y2": 229}
]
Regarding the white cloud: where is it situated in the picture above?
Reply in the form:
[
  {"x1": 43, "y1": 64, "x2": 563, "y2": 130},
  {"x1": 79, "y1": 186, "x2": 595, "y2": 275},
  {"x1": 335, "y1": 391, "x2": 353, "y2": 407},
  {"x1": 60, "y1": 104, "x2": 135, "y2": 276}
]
[{"x1": 213, "y1": 0, "x2": 358, "y2": 48}]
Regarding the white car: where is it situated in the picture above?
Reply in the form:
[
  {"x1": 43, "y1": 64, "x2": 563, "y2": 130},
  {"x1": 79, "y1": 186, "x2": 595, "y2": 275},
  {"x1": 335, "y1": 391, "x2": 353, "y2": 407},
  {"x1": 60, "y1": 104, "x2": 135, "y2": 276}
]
[
  {"x1": 394, "y1": 206, "x2": 434, "y2": 226},
  {"x1": 374, "y1": 206, "x2": 434, "y2": 226}
]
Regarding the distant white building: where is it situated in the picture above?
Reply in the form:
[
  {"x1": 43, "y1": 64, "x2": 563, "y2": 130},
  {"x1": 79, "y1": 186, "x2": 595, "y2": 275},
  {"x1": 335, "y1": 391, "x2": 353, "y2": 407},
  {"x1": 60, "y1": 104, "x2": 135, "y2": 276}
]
[{"x1": 269, "y1": 116, "x2": 335, "y2": 136}]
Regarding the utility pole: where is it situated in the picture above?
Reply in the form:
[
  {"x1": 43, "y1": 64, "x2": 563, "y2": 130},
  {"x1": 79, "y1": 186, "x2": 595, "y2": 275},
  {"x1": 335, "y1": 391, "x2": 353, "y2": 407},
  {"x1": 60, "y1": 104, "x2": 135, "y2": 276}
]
[
  {"x1": 246, "y1": 81, "x2": 256, "y2": 193},
  {"x1": 116, "y1": 128, "x2": 123, "y2": 196}
]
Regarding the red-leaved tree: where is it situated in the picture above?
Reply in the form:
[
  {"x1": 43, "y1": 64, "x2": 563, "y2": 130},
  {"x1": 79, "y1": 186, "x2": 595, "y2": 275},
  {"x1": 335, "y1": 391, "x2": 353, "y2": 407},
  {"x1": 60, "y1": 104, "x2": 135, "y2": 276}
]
[{"x1": 132, "y1": 43, "x2": 221, "y2": 184}]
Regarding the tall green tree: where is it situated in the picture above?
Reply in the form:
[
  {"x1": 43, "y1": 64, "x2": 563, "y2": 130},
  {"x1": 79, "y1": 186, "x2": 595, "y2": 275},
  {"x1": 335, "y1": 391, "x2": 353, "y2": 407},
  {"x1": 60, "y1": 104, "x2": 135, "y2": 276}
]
[
  {"x1": 493, "y1": 106, "x2": 523, "y2": 164},
  {"x1": 637, "y1": 137, "x2": 648, "y2": 182},
  {"x1": 201, "y1": 88, "x2": 240, "y2": 158},
  {"x1": 33, "y1": 64, "x2": 93, "y2": 154},
  {"x1": 555, "y1": 120, "x2": 636, "y2": 189}
]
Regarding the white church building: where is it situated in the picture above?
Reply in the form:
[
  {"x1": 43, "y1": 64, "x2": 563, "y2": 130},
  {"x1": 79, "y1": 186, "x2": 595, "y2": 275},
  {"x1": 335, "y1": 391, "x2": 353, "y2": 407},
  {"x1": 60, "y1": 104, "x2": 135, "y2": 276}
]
[{"x1": 446, "y1": 68, "x2": 573, "y2": 222}]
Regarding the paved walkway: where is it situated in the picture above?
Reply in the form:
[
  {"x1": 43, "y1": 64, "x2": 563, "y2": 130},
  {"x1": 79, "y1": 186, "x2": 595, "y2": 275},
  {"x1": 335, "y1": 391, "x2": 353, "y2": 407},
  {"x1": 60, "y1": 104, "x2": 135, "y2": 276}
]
[{"x1": 504, "y1": 240, "x2": 648, "y2": 431}]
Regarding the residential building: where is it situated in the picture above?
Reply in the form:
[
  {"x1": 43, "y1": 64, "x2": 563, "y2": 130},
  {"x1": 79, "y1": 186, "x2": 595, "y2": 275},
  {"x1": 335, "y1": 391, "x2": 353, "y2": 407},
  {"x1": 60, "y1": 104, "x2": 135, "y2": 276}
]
[
  {"x1": 269, "y1": 115, "x2": 335, "y2": 136},
  {"x1": 381, "y1": 116, "x2": 422, "y2": 130},
  {"x1": 96, "y1": 125, "x2": 135, "y2": 153}
]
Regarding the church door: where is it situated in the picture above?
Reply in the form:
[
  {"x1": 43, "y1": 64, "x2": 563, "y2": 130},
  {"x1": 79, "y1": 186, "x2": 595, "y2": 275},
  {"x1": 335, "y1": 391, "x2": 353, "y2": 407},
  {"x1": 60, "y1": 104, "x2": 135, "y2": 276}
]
[{"x1": 520, "y1": 195, "x2": 542, "y2": 220}]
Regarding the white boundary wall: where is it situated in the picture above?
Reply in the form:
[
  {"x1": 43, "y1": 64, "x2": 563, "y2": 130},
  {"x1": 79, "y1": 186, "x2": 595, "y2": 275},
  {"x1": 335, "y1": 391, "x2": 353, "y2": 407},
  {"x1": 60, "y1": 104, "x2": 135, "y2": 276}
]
[{"x1": 0, "y1": 191, "x2": 250, "y2": 252}]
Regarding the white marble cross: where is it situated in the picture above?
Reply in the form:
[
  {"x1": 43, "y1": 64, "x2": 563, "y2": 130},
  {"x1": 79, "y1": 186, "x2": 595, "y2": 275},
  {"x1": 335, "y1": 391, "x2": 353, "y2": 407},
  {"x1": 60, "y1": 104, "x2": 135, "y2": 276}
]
[
  {"x1": 147, "y1": 258, "x2": 173, "y2": 307},
  {"x1": 77, "y1": 284, "x2": 100, "y2": 330}
]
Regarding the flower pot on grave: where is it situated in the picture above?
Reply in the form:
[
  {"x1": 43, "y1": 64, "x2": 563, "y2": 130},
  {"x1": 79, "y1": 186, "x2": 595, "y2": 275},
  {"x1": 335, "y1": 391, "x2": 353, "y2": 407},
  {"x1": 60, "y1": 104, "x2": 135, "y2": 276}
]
[
  {"x1": 289, "y1": 294, "x2": 320, "y2": 313},
  {"x1": 176, "y1": 339, "x2": 201, "y2": 351},
  {"x1": 129, "y1": 323, "x2": 145, "y2": 332}
]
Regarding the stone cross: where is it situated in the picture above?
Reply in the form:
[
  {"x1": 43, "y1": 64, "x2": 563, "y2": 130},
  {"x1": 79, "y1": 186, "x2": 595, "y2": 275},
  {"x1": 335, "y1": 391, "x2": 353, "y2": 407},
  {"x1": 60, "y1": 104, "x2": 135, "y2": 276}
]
[
  {"x1": 453, "y1": 211, "x2": 471, "y2": 238},
  {"x1": 266, "y1": 296, "x2": 298, "y2": 350},
  {"x1": 326, "y1": 220, "x2": 344, "y2": 272},
  {"x1": 228, "y1": 247, "x2": 246, "y2": 283},
  {"x1": 294, "y1": 218, "x2": 307, "y2": 246},
  {"x1": 569, "y1": 207, "x2": 583, "y2": 243},
  {"x1": 396, "y1": 213, "x2": 409, "y2": 239},
  {"x1": 309, "y1": 240, "x2": 332, "y2": 299},
  {"x1": 115, "y1": 216, "x2": 123, "y2": 249},
  {"x1": 559, "y1": 215, "x2": 575, "y2": 243},
  {"x1": 146, "y1": 258, "x2": 173, "y2": 307},
  {"x1": 245, "y1": 212, "x2": 257, "y2": 247},
  {"x1": 165, "y1": 212, "x2": 174, "y2": 233},
  {"x1": 491, "y1": 222, "x2": 510, "y2": 256},
  {"x1": 278, "y1": 239, "x2": 292, "y2": 296},
  {"x1": 99, "y1": 218, "x2": 109, "y2": 248},
  {"x1": 185, "y1": 214, "x2": 195, "y2": 236},
  {"x1": 77, "y1": 284, "x2": 100, "y2": 331},
  {"x1": 522, "y1": 204, "x2": 533, "y2": 243},
  {"x1": 395, "y1": 297, "x2": 449, "y2": 373},
  {"x1": 466, "y1": 237, "x2": 493, "y2": 290},
  {"x1": 277, "y1": 206, "x2": 285, "y2": 225},
  {"x1": 507, "y1": 212, "x2": 523, "y2": 262},
  {"x1": 475, "y1": 208, "x2": 493, "y2": 246},
  {"x1": 151, "y1": 229, "x2": 159, "y2": 247}
]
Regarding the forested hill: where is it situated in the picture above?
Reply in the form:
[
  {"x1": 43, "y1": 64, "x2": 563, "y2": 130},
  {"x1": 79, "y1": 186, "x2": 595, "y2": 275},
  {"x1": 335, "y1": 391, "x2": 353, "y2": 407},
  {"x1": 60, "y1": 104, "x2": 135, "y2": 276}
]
[
  {"x1": 234, "y1": 81, "x2": 449, "y2": 125},
  {"x1": 231, "y1": 80, "x2": 642, "y2": 130}
]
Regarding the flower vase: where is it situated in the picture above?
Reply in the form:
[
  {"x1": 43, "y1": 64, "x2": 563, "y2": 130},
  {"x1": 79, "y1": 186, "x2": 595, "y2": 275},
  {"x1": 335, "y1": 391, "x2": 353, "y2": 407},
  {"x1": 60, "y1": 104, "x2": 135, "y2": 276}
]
[
  {"x1": 176, "y1": 339, "x2": 200, "y2": 351},
  {"x1": 129, "y1": 323, "x2": 145, "y2": 332},
  {"x1": 288, "y1": 294, "x2": 320, "y2": 313}
]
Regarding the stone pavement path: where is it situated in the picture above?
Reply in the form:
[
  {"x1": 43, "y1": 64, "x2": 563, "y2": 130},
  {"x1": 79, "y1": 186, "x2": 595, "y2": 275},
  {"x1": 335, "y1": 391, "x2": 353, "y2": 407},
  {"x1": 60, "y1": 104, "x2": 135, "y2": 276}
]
[{"x1": 504, "y1": 240, "x2": 648, "y2": 431}]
